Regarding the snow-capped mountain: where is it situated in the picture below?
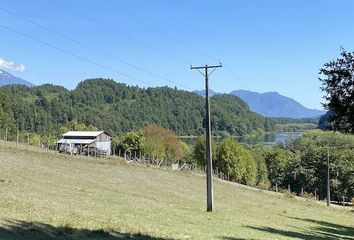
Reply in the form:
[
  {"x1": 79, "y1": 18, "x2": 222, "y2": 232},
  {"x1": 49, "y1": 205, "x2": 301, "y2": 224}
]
[{"x1": 0, "y1": 70, "x2": 34, "y2": 87}]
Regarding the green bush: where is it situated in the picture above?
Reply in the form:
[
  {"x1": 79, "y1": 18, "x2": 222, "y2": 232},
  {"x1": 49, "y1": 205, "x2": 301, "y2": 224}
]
[
  {"x1": 216, "y1": 138, "x2": 257, "y2": 186},
  {"x1": 193, "y1": 135, "x2": 217, "y2": 167},
  {"x1": 302, "y1": 192, "x2": 314, "y2": 200},
  {"x1": 257, "y1": 180, "x2": 271, "y2": 190},
  {"x1": 281, "y1": 189, "x2": 294, "y2": 198}
]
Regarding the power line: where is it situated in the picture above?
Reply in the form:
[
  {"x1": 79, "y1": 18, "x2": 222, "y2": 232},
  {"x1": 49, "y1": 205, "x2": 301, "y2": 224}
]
[
  {"x1": 209, "y1": 81, "x2": 227, "y2": 95},
  {"x1": 0, "y1": 6, "x2": 192, "y2": 91},
  {"x1": 50, "y1": 0, "x2": 230, "y2": 93},
  {"x1": 50, "y1": 0, "x2": 236, "y2": 94},
  {"x1": 0, "y1": 24, "x2": 153, "y2": 87},
  {"x1": 50, "y1": 0, "x2": 191, "y2": 66},
  {"x1": 102, "y1": 0, "x2": 249, "y2": 91},
  {"x1": 103, "y1": 0, "x2": 214, "y2": 62},
  {"x1": 223, "y1": 65, "x2": 250, "y2": 90}
]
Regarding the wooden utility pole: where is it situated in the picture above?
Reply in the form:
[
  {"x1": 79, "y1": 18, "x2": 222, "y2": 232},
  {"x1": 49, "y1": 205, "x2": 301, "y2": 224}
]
[
  {"x1": 191, "y1": 64, "x2": 222, "y2": 212},
  {"x1": 327, "y1": 148, "x2": 330, "y2": 206}
]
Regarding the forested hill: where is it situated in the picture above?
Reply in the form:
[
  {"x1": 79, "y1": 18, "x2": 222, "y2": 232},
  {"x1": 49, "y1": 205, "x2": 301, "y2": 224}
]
[{"x1": 0, "y1": 79, "x2": 275, "y2": 136}]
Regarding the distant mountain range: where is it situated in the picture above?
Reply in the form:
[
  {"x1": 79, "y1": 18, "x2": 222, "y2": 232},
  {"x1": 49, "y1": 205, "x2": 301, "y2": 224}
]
[
  {"x1": 193, "y1": 89, "x2": 220, "y2": 97},
  {"x1": 0, "y1": 70, "x2": 324, "y2": 119},
  {"x1": 0, "y1": 70, "x2": 34, "y2": 87},
  {"x1": 194, "y1": 89, "x2": 325, "y2": 118}
]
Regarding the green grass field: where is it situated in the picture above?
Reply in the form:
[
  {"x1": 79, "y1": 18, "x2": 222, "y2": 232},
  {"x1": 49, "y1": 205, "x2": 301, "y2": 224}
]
[{"x1": 0, "y1": 143, "x2": 353, "y2": 240}]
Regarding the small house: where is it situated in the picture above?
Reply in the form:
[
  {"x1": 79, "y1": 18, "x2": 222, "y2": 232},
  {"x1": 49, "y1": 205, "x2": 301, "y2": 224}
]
[{"x1": 57, "y1": 131, "x2": 111, "y2": 156}]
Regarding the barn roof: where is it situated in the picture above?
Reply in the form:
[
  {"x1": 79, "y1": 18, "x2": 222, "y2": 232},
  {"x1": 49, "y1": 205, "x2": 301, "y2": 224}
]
[
  {"x1": 57, "y1": 139, "x2": 96, "y2": 144},
  {"x1": 62, "y1": 131, "x2": 110, "y2": 137}
]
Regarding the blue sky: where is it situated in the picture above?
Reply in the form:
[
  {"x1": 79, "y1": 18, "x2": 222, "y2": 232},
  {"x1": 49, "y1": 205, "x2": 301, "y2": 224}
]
[{"x1": 1, "y1": 0, "x2": 354, "y2": 109}]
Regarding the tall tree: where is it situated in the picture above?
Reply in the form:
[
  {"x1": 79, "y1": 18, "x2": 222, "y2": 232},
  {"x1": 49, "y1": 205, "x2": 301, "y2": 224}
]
[
  {"x1": 216, "y1": 138, "x2": 257, "y2": 185},
  {"x1": 193, "y1": 135, "x2": 217, "y2": 167},
  {"x1": 319, "y1": 49, "x2": 354, "y2": 133}
]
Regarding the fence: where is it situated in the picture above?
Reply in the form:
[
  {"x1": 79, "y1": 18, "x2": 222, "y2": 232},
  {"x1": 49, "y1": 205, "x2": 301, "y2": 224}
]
[
  {"x1": 110, "y1": 149, "x2": 353, "y2": 206},
  {"x1": 0, "y1": 128, "x2": 58, "y2": 152},
  {"x1": 0, "y1": 128, "x2": 352, "y2": 207}
]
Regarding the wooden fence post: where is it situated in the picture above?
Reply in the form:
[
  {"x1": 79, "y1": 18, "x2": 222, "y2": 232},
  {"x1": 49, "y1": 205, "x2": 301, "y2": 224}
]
[
  {"x1": 16, "y1": 130, "x2": 19, "y2": 149},
  {"x1": 38, "y1": 136, "x2": 41, "y2": 152}
]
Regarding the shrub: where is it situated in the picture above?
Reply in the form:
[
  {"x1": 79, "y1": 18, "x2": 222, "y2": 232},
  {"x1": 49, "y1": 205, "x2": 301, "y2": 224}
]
[
  {"x1": 142, "y1": 124, "x2": 184, "y2": 163},
  {"x1": 193, "y1": 135, "x2": 217, "y2": 166},
  {"x1": 282, "y1": 189, "x2": 294, "y2": 198},
  {"x1": 258, "y1": 180, "x2": 271, "y2": 190},
  {"x1": 302, "y1": 192, "x2": 314, "y2": 200},
  {"x1": 216, "y1": 138, "x2": 257, "y2": 185}
]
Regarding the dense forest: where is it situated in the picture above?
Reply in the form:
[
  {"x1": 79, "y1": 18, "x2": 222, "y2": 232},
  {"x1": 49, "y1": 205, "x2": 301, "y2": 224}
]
[
  {"x1": 272, "y1": 117, "x2": 320, "y2": 125},
  {"x1": 0, "y1": 78, "x2": 275, "y2": 137}
]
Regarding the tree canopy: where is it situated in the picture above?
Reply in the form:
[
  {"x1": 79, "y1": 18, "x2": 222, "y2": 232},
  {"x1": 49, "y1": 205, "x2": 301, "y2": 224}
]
[
  {"x1": 0, "y1": 79, "x2": 275, "y2": 137},
  {"x1": 319, "y1": 49, "x2": 354, "y2": 133},
  {"x1": 216, "y1": 138, "x2": 257, "y2": 185}
]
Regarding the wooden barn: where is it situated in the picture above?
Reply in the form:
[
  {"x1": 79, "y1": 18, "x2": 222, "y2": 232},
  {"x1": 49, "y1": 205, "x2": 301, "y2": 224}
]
[{"x1": 57, "y1": 131, "x2": 111, "y2": 156}]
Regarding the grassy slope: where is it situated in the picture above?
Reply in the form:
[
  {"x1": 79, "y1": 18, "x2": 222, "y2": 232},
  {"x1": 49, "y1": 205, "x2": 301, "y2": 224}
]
[{"x1": 0, "y1": 143, "x2": 353, "y2": 240}]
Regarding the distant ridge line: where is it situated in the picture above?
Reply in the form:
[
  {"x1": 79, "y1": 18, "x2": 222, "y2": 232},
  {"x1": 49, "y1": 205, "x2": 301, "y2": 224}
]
[
  {"x1": 194, "y1": 89, "x2": 325, "y2": 118},
  {"x1": 0, "y1": 70, "x2": 34, "y2": 87}
]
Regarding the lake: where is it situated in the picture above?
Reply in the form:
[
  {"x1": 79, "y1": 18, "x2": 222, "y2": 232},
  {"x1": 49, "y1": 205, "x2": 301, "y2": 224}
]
[
  {"x1": 180, "y1": 132, "x2": 302, "y2": 146},
  {"x1": 236, "y1": 132, "x2": 301, "y2": 145}
]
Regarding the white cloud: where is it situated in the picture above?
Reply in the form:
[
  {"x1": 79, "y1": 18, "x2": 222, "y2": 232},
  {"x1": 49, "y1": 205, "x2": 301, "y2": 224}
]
[{"x1": 0, "y1": 58, "x2": 26, "y2": 72}]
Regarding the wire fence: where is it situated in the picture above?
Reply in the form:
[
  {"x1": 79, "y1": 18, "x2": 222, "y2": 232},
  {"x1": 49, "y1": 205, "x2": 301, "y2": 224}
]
[
  {"x1": 0, "y1": 128, "x2": 352, "y2": 208},
  {"x1": 0, "y1": 129, "x2": 57, "y2": 152}
]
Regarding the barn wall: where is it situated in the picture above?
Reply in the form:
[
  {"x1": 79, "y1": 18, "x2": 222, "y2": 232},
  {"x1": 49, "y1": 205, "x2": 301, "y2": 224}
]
[
  {"x1": 96, "y1": 142, "x2": 111, "y2": 155},
  {"x1": 97, "y1": 133, "x2": 111, "y2": 142}
]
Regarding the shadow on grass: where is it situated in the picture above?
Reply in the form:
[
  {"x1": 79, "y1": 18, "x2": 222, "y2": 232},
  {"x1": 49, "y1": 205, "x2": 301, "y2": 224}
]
[
  {"x1": 244, "y1": 217, "x2": 354, "y2": 240},
  {"x1": 0, "y1": 220, "x2": 169, "y2": 240},
  {"x1": 220, "y1": 238, "x2": 257, "y2": 240}
]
